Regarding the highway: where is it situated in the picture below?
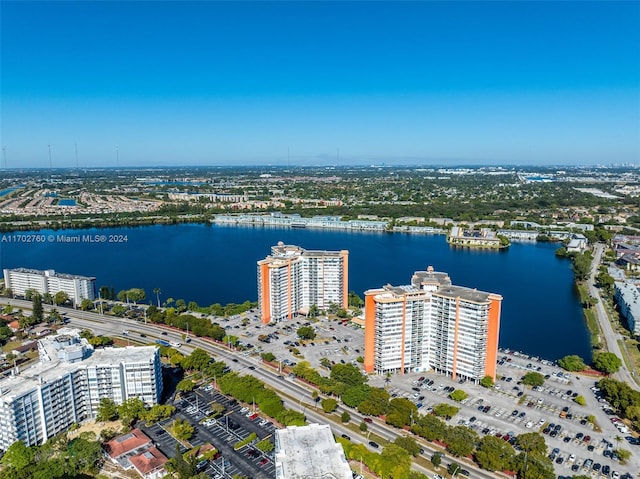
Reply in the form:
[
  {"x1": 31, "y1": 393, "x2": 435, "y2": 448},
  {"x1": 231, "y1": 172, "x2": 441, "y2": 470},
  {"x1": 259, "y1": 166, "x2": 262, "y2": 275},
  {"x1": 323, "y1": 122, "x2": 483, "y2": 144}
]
[{"x1": 0, "y1": 297, "x2": 506, "y2": 479}]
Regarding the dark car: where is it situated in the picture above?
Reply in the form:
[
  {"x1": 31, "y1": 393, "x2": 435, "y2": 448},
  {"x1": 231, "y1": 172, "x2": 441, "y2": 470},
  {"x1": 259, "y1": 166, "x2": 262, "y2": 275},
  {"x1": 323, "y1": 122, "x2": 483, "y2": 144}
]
[
  {"x1": 364, "y1": 418, "x2": 373, "y2": 423},
  {"x1": 368, "y1": 441, "x2": 379, "y2": 449},
  {"x1": 341, "y1": 434, "x2": 351, "y2": 440},
  {"x1": 139, "y1": 333, "x2": 146, "y2": 338}
]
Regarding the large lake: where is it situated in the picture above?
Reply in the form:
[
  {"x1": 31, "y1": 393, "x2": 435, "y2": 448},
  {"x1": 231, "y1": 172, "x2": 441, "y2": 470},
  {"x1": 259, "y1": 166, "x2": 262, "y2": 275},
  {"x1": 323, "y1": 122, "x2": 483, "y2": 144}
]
[{"x1": 0, "y1": 224, "x2": 591, "y2": 361}]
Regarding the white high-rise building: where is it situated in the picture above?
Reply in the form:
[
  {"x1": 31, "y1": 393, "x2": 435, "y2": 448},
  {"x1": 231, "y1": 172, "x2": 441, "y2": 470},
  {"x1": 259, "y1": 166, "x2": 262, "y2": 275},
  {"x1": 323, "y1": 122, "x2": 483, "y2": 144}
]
[
  {"x1": 257, "y1": 243, "x2": 348, "y2": 323},
  {"x1": 3, "y1": 268, "x2": 96, "y2": 306},
  {"x1": 0, "y1": 329, "x2": 162, "y2": 451},
  {"x1": 364, "y1": 266, "x2": 502, "y2": 383}
]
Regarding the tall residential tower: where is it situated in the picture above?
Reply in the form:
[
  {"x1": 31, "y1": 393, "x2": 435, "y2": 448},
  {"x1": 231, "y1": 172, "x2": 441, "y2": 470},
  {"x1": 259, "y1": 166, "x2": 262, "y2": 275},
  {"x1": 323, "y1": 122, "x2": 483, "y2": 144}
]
[
  {"x1": 257, "y1": 243, "x2": 348, "y2": 323},
  {"x1": 364, "y1": 266, "x2": 502, "y2": 383}
]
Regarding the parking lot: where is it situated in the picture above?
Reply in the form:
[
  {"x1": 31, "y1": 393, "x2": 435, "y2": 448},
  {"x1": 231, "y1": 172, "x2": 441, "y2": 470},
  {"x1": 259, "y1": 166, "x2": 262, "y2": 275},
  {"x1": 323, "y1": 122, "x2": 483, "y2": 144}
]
[
  {"x1": 139, "y1": 385, "x2": 277, "y2": 479},
  {"x1": 202, "y1": 311, "x2": 640, "y2": 478}
]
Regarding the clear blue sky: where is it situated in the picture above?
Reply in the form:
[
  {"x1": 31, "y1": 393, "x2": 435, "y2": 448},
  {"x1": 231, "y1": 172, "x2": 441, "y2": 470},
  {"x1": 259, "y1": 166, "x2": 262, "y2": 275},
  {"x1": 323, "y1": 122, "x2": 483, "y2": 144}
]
[{"x1": 1, "y1": 1, "x2": 639, "y2": 168}]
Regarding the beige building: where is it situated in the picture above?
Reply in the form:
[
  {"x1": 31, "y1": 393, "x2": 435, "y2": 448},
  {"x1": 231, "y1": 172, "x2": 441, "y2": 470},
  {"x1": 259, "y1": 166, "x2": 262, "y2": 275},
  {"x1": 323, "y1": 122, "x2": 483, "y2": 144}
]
[{"x1": 257, "y1": 243, "x2": 348, "y2": 323}]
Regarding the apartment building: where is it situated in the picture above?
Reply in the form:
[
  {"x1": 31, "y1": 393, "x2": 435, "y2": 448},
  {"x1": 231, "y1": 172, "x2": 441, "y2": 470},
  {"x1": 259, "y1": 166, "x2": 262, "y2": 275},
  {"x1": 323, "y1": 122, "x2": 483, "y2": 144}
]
[
  {"x1": 257, "y1": 242, "x2": 348, "y2": 323},
  {"x1": 3, "y1": 268, "x2": 96, "y2": 306},
  {"x1": 0, "y1": 329, "x2": 162, "y2": 451},
  {"x1": 364, "y1": 266, "x2": 502, "y2": 383}
]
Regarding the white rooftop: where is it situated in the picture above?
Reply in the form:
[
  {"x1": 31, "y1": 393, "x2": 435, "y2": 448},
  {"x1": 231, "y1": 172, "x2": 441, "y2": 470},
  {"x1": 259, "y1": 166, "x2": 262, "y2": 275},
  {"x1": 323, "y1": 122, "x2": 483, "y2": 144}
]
[
  {"x1": 0, "y1": 328, "x2": 157, "y2": 401},
  {"x1": 274, "y1": 424, "x2": 352, "y2": 479}
]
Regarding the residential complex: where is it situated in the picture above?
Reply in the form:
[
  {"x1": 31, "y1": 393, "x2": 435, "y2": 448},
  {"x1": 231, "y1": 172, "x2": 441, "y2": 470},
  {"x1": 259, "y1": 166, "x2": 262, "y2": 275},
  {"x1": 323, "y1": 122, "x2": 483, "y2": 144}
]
[
  {"x1": 274, "y1": 423, "x2": 353, "y2": 479},
  {"x1": 614, "y1": 281, "x2": 640, "y2": 337},
  {"x1": 3, "y1": 267, "x2": 96, "y2": 306},
  {"x1": 0, "y1": 328, "x2": 162, "y2": 451},
  {"x1": 364, "y1": 266, "x2": 502, "y2": 382},
  {"x1": 257, "y1": 242, "x2": 348, "y2": 323}
]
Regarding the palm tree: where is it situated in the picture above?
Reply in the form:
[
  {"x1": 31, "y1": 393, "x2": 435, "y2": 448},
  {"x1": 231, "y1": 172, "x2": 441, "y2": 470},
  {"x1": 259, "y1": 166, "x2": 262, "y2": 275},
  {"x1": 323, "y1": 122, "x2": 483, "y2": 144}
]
[
  {"x1": 153, "y1": 288, "x2": 161, "y2": 308},
  {"x1": 614, "y1": 435, "x2": 623, "y2": 450}
]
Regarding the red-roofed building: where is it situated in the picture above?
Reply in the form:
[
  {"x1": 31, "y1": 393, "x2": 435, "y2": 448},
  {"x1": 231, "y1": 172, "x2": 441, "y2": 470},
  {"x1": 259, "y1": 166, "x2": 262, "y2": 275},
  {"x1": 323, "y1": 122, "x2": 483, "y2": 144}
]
[
  {"x1": 105, "y1": 428, "x2": 152, "y2": 460},
  {"x1": 104, "y1": 429, "x2": 167, "y2": 479},
  {"x1": 129, "y1": 446, "x2": 168, "y2": 479}
]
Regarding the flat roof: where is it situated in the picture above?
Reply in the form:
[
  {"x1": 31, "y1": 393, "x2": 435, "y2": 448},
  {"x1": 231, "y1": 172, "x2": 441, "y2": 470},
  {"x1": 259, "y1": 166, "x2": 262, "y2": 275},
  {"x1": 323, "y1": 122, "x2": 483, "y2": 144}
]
[
  {"x1": 0, "y1": 329, "x2": 156, "y2": 401},
  {"x1": 275, "y1": 424, "x2": 352, "y2": 479},
  {"x1": 5, "y1": 267, "x2": 95, "y2": 281}
]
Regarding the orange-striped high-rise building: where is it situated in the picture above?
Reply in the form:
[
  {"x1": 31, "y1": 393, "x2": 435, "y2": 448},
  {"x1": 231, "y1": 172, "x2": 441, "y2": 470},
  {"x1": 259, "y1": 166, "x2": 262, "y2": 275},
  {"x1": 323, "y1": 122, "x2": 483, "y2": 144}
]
[
  {"x1": 257, "y1": 242, "x2": 349, "y2": 324},
  {"x1": 364, "y1": 266, "x2": 502, "y2": 382}
]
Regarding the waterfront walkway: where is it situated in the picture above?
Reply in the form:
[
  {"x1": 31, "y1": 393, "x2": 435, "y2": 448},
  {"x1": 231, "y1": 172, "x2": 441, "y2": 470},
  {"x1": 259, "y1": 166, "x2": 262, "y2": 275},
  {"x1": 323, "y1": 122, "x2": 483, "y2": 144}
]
[{"x1": 589, "y1": 242, "x2": 639, "y2": 389}]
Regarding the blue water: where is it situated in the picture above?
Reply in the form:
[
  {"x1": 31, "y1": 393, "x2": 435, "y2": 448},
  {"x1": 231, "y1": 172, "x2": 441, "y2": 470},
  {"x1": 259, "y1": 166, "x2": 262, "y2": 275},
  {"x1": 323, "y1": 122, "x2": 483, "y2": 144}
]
[
  {"x1": 0, "y1": 187, "x2": 19, "y2": 197},
  {"x1": 58, "y1": 199, "x2": 77, "y2": 206},
  {"x1": 0, "y1": 224, "x2": 590, "y2": 361}
]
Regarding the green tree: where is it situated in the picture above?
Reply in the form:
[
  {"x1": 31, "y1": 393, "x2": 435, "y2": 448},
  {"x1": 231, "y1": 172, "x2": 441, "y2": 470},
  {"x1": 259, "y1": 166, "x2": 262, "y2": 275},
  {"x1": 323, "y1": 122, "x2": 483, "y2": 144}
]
[
  {"x1": 181, "y1": 348, "x2": 212, "y2": 371},
  {"x1": 358, "y1": 387, "x2": 390, "y2": 416},
  {"x1": 53, "y1": 291, "x2": 69, "y2": 305},
  {"x1": 341, "y1": 411, "x2": 351, "y2": 423},
  {"x1": 341, "y1": 384, "x2": 371, "y2": 408},
  {"x1": 480, "y1": 375, "x2": 494, "y2": 388},
  {"x1": 449, "y1": 389, "x2": 468, "y2": 402},
  {"x1": 433, "y1": 403, "x2": 460, "y2": 419},
  {"x1": 574, "y1": 395, "x2": 586, "y2": 406},
  {"x1": 515, "y1": 432, "x2": 547, "y2": 455},
  {"x1": 558, "y1": 355, "x2": 586, "y2": 372},
  {"x1": 445, "y1": 426, "x2": 478, "y2": 457},
  {"x1": 296, "y1": 326, "x2": 316, "y2": 340},
  {"x1": 176, "y1": 378, "x2": 197, "y2": 392},
  {"x1": 256, "y1": 439, "x2": 274, "y2": 453},
  {"x1": 521, "y1": 372, "x2": 545, "y2": 387},
  {"x1": 614, "y1": 448, "x2": 631, "y2": 464},
  {"x1": 32, "y1": 292, "x2": 43, "y2": 323},
  {"x1": 80, "y1": 298, "x2": 94, "y2": 311},
  {"x1": 431, "y1": 452, "x2": 442, "y2": 468},
  {"x1": 118, "y1": 397, "x2": 146, "y2": 427},
  {"x1": 321, "y1": 397, "x2": 338, "y2": 413},
  {"x1": 331, "y1": 363, "x2": 367, "y2": 387},
  {"x1": 261, "y1": 352, "x2": 276, "y2": 362},
  {"x1": 394, "y1": 436, "x2": 421, "y2": 456},
  {"x1": 571, "y1": 252, "x2": 593, "y2": 282},
  {"x1": 475, "y1": 435, "x2": 515, "y2": 471},
  {"x1": 96, "y1": 397, "x2": 118, "y2": 422},
  {"x1": 172, "y1": 418, "x2": 195, "y2": 441},
  {"x1": 593, "y1": 352, "x2": 623, "y2": 374},
  {"x1": 513, "y1": 451, "x2": 555, "y2": 479},
  {"x1": 0, "y1": 440, "x2": 34, "y2": 470},
  {"x1": 145, "y1": 404, "x2": 176, "y2": 424}
]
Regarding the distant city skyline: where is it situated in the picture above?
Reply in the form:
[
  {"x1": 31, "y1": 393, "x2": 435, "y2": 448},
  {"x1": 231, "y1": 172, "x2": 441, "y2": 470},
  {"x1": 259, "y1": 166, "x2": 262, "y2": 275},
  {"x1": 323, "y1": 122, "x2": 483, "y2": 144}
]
[{"x1": 1, "y1": 1, "x2": 638, "y2": 168}]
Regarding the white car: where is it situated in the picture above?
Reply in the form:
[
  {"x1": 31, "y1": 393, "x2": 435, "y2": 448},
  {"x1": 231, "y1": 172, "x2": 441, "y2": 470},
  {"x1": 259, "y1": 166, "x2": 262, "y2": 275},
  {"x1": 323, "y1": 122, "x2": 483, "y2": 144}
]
[
  {"x1": 525, "y1": 421, "x2": 534, "y2": 428},
  {"x1": 568, "y1": 454, "x2": 575, "y2": 462},
  {"x1": 240, "y1": 407, "x2": 249, "y2": 414}
]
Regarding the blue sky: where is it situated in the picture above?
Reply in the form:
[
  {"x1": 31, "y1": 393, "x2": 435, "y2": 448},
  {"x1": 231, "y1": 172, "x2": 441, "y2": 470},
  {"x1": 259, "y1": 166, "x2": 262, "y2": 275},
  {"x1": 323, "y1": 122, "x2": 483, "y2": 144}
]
[{"x1": 1, "y1": 1, "x2": 639, "y2": 168}]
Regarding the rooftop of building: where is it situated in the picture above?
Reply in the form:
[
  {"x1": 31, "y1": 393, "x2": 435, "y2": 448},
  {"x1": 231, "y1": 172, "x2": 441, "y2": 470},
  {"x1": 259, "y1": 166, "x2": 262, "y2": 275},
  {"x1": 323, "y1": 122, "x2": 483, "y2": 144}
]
[
  {"x1": 0, "y1": 328, "x2": 157, "y2": 402},
  {"x1": 434, "y1": 284, "x2": 499, "y2": 303},
  {"x1": 274, "y1": 424, "x2": 352, "y2": 479},
  {"x1": 615, "y1": 281, "x2": 640, "y2": 320},
  {"x1": 129, "y1": 446, "x2": 168, "y2": 475},
  {"x1": 411, "y1": 266, "x2": 452, "y2": 289},
  {"x1": 261, "y1": 242, "x2": 348, "y2": 262},
  {"x1": 105, "y1": 428, "x2": 152, "y2": 459},
  {"x1": 4, "y1": 267, "x2": 96, "y2": 281}
]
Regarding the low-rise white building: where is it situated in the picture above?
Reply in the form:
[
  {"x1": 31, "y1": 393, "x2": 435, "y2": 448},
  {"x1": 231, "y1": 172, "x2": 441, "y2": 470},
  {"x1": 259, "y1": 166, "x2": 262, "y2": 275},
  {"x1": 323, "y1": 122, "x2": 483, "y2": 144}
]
[
  {"x1": 274, "y1": 424, "x2": 352, "y2": 479},
  {"x1": 0, "y1": 328, "x2": 162, "y2": 451},
  {"x1": 3, "y1": 268, "x2": 95, "y2": 306}
]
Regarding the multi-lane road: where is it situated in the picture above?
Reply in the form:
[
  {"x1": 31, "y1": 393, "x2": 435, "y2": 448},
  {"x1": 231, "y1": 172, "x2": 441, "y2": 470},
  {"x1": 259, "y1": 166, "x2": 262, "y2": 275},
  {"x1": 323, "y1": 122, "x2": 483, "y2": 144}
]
[{"x1": 0, "y1": 297, "x2": 506, "y2": 479}]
